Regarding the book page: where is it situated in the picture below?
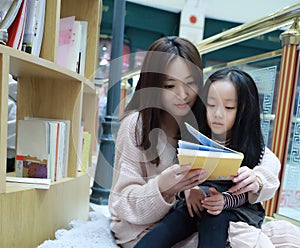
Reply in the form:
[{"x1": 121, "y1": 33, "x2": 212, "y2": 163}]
[
  {"x1": 178, "y1": 140, "x2": 230, "y2": 153},
  {"x1": 184, "y1": 122, "x2": 236, "y2": 153}
]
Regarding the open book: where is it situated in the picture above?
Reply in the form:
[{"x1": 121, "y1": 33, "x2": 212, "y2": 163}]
[{"x1": 177, "y1": 122, "x2": 244, "y2": 180}]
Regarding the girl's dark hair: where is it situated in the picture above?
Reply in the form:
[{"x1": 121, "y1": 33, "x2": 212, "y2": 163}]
[
  {"x1": 200, "y1": 68, "x2": 265, "y2": 168},
  {"x1": 124, "y1": 36, "x2": 204, "y2": 165}
]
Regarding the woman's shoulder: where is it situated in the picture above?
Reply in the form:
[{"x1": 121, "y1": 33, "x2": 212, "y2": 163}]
[
  {"x1": 118, "y1": 111, "x2": 142, "y2": 138},
  {"x1": 120, "y1": 111, "x2": 140, "y2": 127},
  {"x1": 263, "y1": 147, "x2": 278, "y2": 159},
  {"x1": 261, "y1": 146, "x2": 281, "y2": 171}
]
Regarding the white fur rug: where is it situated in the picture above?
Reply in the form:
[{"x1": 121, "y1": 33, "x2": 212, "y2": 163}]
[
  {"x1": 38, "y1": 204, "x2": 119, "y2": 248},
  {"x1": 38, "y1": 203, "x2": 300, "y2": 248}
]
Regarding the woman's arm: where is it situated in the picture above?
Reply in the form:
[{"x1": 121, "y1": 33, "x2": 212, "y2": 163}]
[
  {"x1": 108, "y1": 113, "x2": 204, "y2": 225},
  {"x1": 228, "y1": 147, "x2": 281, "y2": 204},
  {"x1": 248, "y1": 147, "x2": 281, "y2": 204},
  {"x1": 109, "y1": 113, "x2": 173, "y2": 226}
]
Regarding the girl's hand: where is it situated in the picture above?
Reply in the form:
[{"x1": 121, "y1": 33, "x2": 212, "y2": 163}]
[
  {"x1": 158, "y1": 164, "x2": 207, "y2": 197},
  {"x1": 201, "y1": 188, "x2": 224, "y2": 215},
  {"x1": 185, "y1": 187, "x2": 205, "y2": 217},
  {"x1": 228, "y1": 166, "x2": 259, "y2": 194}
]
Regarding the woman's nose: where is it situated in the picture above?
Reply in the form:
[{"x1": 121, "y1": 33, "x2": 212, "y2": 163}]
[{"x1": 177, "y1": 84, "x2": 188, "y2": 100}]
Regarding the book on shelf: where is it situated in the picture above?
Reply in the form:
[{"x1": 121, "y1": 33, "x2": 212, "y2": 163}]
[
  {"x1": 0, "y1": 0, "x2": 14, "y2": 24},
  {"x1": 177, "y1": 122, "x2": 244, "y2": 180},
  {"x1": 7, "y1": 0, "x2": 28, "y2": 50},
  {"x1": 16, "y1": 119, "x2": 49, "y2": 179},
  {"x1": 81, "y1": 131, "x2": 91, "y2": 172},
  {"x1": 76, "y1": 122, "x2": 84, "y2": 171},
  {"x1": 57, "y1": 16, "x2": 74, "y2": 70},
  {"x1": 77, "y1": 20, "x2": 88, "y2": 75},
  {"x1": 0, "y1": 29, "x2": 8, "y2": 44},
  {"x1": 57, "y1": 16, "x2": 88, "y2": 73},
  {"x1": 6, "y1": 176, "x2": 51, "y2": 189},
  {"x1": 69, "y1": 20, "x2": 82, "y2": 72},
  {"x1": 16, "y1": 118, "x2": 70, "y2": 182},
  {"x1": 25, "y1": 117, "x2": 71, "y2": 179},
  {"x1": 0, "y1": 0, "x2": 23, "y2": 30},
  {"x1": 22, "y1": 0, "x2": 46, "y2": 56}
]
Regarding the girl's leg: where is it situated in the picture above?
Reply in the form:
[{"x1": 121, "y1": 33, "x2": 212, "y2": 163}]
[
  {"x1": 134, "y1": 201, "x2": 198, "y2": 248},
  {"x1": 198, "y1": 210, "x2": 239, "y2": 248}
]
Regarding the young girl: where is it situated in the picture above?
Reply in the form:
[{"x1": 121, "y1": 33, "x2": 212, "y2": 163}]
[
  {"x1": 108, "y1": 36, "x2": 208, "y2": 248},
  {"x1": 134, "y1": 68, "x2": 281, "y2": 247}
]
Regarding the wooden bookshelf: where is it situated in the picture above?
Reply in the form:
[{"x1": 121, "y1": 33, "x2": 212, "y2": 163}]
[{"x1": 0, "y1": 0, "x2": 101, "y2": 247}]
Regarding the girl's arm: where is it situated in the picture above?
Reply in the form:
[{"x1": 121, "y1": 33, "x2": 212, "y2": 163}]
[
  {"x1": 222, "y1": 191, "x2": 247, "y2": 209},
  {"x1": 200, "y1": 186, "x2": 247, "y2": 209}
]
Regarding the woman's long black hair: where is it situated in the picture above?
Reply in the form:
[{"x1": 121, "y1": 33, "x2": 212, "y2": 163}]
[
  {"x1": 124, "y1": 36, "x2": 204, "y2": 165},
  {"x1": 200, "y1": 68, "x2": 265, "y2": 168}
]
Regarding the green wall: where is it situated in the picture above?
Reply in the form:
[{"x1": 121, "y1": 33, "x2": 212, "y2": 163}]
[
  {"x1": 101, "y1": 0, "x2": 180, "y2": 52},
  {"x1": 100, "y1": 0, "x2": 283, "y2": 67}
]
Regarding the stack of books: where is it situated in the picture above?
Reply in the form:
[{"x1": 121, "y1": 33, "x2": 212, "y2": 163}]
[
  {"x1": 15, "y1": 117, "x2": 70, "y2": 184},
  {"x1": 0, "y1": 0, "x2": 46, "y2": 56}
]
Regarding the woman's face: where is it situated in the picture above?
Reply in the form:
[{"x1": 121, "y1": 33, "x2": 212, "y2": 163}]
[
  {"x1": 206, "y1": 79, "x2": 237, "y2": 139},
  {"x1": 161, "y1": 58, "x2": 198, "y2": 117}
]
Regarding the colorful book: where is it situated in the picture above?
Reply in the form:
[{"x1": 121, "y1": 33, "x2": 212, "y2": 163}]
[
  {"x1": 177, "y1": 122, "x2": 244, "y2": 180},
  {"x1": 16, "y1": 155, "x2": 48, "y2": 178},
  {"x1": 16, "y1": 119, "x2": 50, "y2": 178}
]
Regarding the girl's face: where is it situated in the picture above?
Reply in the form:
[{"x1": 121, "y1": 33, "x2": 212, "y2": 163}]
[
  {"x1": 161, "y1": 58, "x2": 198, "y2": 117},
  {"x1": 206, "y1": 79, "x2": 237, "y2": 139}
]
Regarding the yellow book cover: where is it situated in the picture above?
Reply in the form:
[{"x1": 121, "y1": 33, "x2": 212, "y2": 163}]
[
  {"x1": 178, "y1": 123, "x2": 244, "y2": 180},
  {"x1": 81, "y1": 131, "x2": 91, "y2": 172}
]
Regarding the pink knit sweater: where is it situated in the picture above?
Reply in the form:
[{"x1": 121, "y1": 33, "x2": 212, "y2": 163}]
[{"x1": 108, "y1": 112, "x2": 281, "y2": 247}]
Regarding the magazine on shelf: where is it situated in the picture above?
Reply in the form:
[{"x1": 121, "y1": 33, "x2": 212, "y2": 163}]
[
  {"x1": 6, "y1": 176, "x2": 51, "y2": 189},
  {"x1": 177, "y1": 122, "x2": 244, "y2": 180}
]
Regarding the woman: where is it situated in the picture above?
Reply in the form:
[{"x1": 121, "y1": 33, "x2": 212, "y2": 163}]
[{"x1": 108, "y1": 36, "x2": 207, "y2": 247}]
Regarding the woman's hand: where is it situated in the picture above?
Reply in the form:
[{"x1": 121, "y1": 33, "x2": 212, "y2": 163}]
[
  {"x1": 185, "y1": 187, "x2": 205, "y2": 217},
  {"x1": 158, "y1": 164, "x2": 207, "y2": 197},
  {"x1": 228, "y1": 166, "x2": 260, "y2": 194},
  {"x1": 201, "y1": 188, "x2": 224, "y2": 215}
]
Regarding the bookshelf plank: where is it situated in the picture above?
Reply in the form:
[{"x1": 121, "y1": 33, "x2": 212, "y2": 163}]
[
  {"x1": 0, "y1": 45, "x2": 84, "y2": 80},
  {"x1": 0, "y1": 174, "x2": 90, "y2": 248},
  {"x1": 0, "y1": 54, "x2": 9, "y2": 193},
  {"x1": 40, "y1": 0, "x2": 61, "y2": 62}
]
